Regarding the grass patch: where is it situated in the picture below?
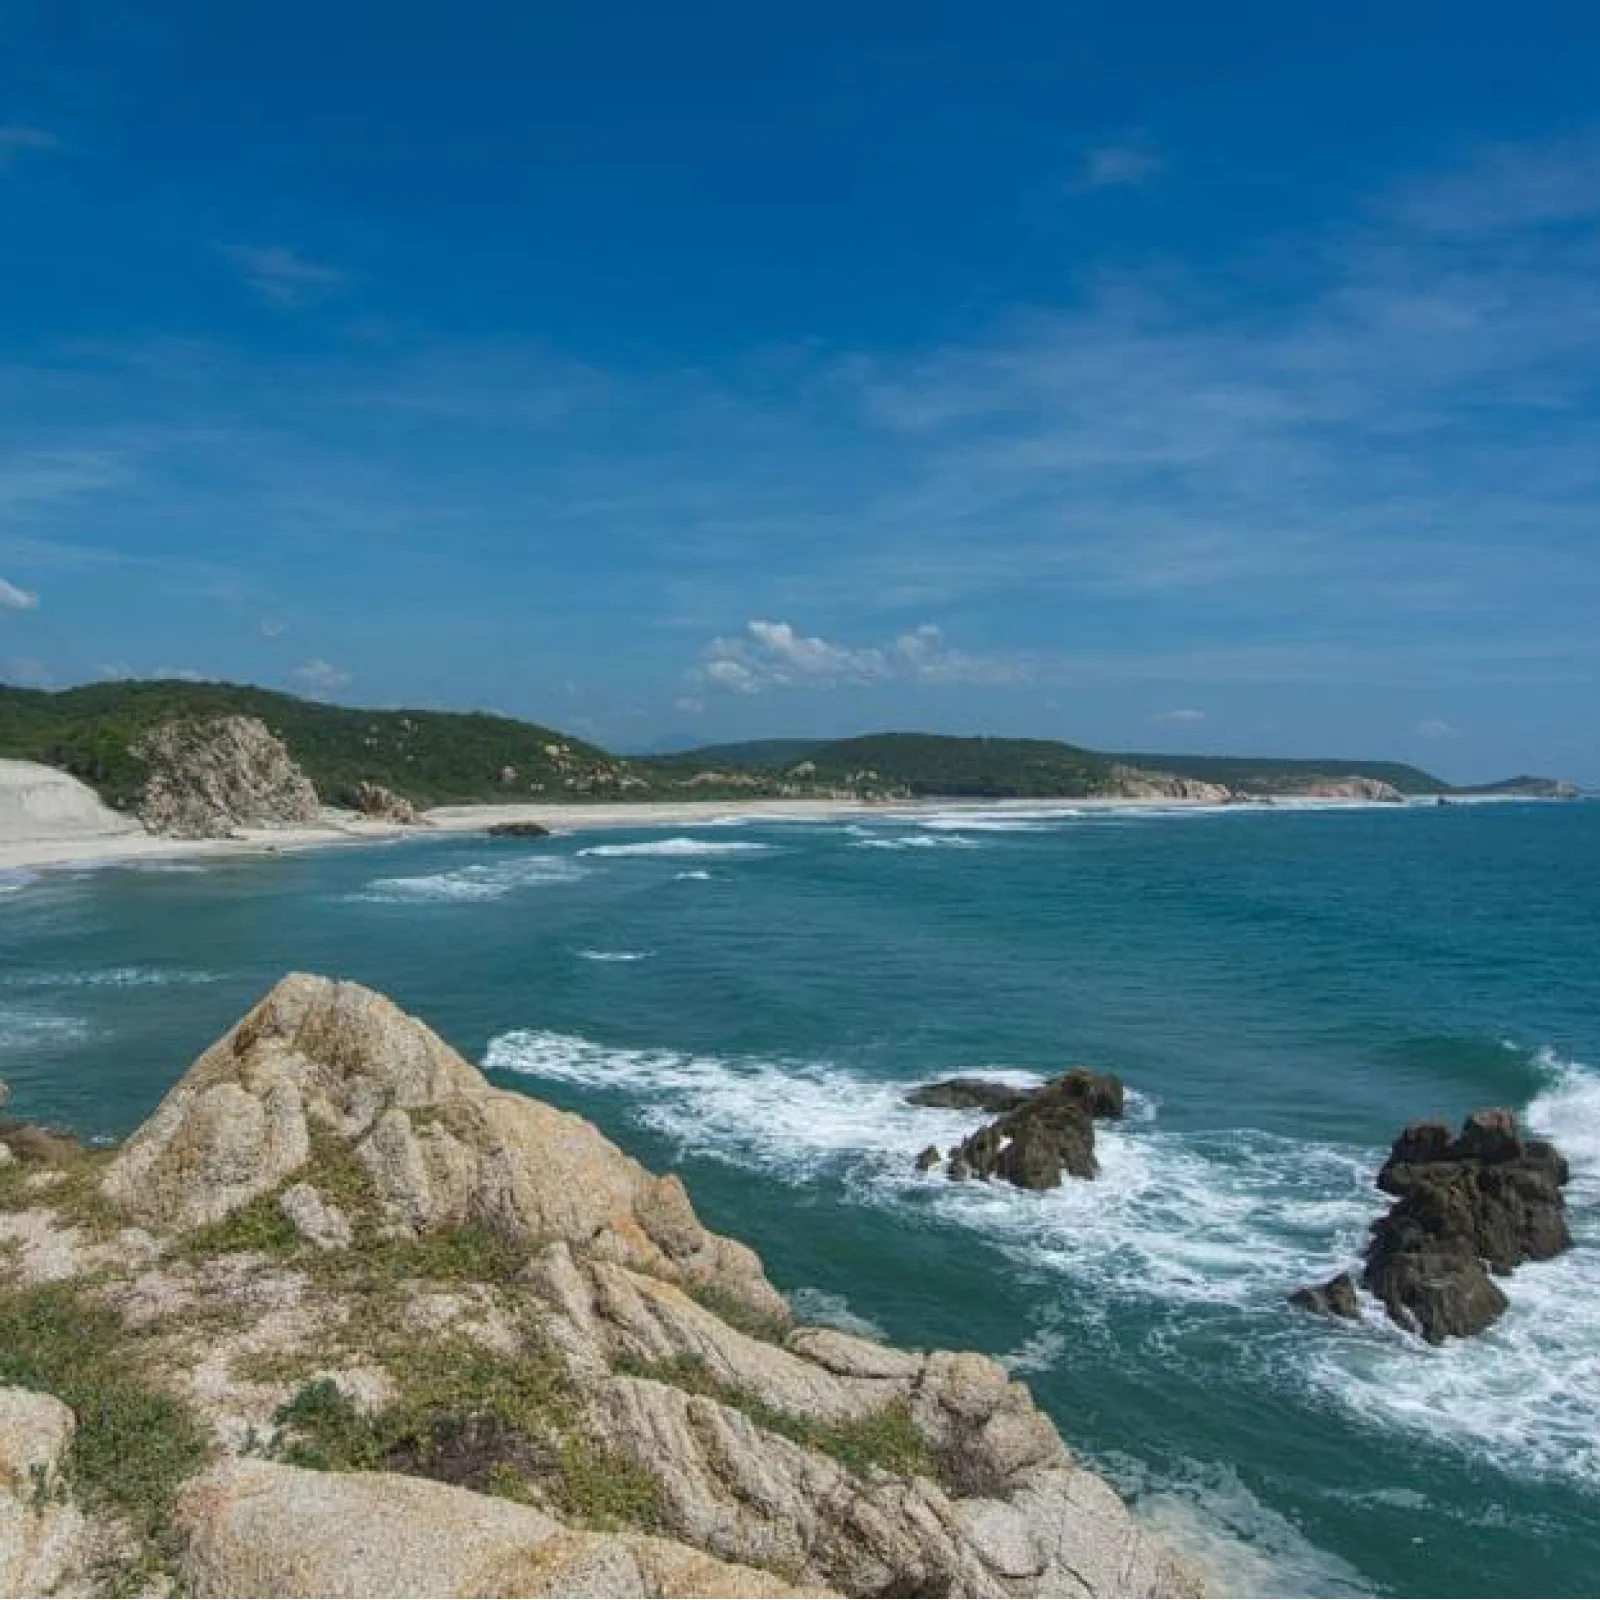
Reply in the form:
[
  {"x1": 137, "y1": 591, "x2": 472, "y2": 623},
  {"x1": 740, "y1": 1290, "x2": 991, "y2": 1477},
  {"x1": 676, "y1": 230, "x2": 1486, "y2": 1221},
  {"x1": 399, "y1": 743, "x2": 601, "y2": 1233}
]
[
  {"x1": 0, "y1": 1129, "x2": 121, "y2": 1238},
  {"x1": 0, "y1": 1280, "x2": 210, "y2": 1583},
  {"x1": 362, "y1": 1220, "x2": 528, "y2": 1285},
  {"x1": 615, "y1": 1355, "x2": 935, "y2": 1482},
  {"x1": 547, "y1": 1436, "x2": 664, "y2": 1531},
  {"x1": 179, "y1": 1190, "x2": 302, "y2": 1260},
  {"x1": 682, "y1": 1279, "x2": 790, "y2": 1345}
]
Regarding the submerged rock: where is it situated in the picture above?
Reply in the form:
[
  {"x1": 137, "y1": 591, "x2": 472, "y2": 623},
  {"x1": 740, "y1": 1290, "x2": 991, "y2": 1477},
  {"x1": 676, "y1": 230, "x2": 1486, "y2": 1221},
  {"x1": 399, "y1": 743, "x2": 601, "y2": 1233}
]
[
  {"x1": 946, "y1": 1070, "x2": 1125, "y2": 1190},
  {"x1": 1288, "y1": 1272, "x2": 1361, "y2": 1320},
  {"x1": 1360, "y1": 1108, "x2": 1570, "y2": 1343},
  {"x1": 906, "y1": 1078, "x2": 1033, "y2": 1114}
]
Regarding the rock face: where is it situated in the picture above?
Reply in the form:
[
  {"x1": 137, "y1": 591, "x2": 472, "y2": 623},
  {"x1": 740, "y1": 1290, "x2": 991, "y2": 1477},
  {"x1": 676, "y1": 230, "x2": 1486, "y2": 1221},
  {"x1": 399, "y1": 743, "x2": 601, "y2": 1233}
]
[
  {"x1": 943, "y1": 1071, "x2": 1125, "y2": 1189},
  {"x1": 135, "y1": 716, "x2": 321, "y2": 839},
  {"x1": 1297, "y1": 777, "x2": 1405, "y2": 803},
  {"x1": 1361, "y1": 1109, "x2": 1570, "y2": 1343},
  {"x1": 349, "y1": 782, "x2": 423, "y2": 825},
  {"x1": 65, "y1": 976, "x2": 1201, "y2": 1597}
]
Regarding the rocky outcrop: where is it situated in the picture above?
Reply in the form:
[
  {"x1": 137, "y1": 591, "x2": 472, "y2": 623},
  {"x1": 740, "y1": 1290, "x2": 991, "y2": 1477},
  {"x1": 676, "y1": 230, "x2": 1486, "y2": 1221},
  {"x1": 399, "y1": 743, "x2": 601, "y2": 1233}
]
[
  {"x1": 1296, "y1": 777, "x2": 1405, "y2": 803},
  {"x1": 1359, "y1": 1109, "x2": 1570, "y2": 1342},
  {"x1": 0, "y1": 977, "x2": 1199, "y2": 1597},
  {"x1": 349, "y1": 782, "x2": 423, "y2": 825},
  {"x1": 487, "y1": 820, "x2": 552, "y2": 838},
  {"x1": 135, "y1": 716, "x2": 320, "y2": 839},
  {"x1": 1101, "y1": 766, "x2": 1235, "y2": 803},
  {"x1": 934, "y1": 1071, "x2": 1125, "y2": 1189}
]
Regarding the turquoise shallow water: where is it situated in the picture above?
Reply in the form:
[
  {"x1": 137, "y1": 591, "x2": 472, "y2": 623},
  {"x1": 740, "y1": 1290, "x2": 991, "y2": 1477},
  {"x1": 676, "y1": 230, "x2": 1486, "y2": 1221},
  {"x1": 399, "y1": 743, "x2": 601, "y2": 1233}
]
[{"x1": 2, "y1": 799, "x2": 1597, "y2": 1596}]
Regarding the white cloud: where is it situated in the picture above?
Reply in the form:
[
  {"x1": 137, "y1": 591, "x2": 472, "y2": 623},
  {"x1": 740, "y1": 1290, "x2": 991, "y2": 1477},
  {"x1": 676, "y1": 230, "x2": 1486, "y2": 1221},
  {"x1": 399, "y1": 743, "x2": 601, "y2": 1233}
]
[
  {"x1": 696, "y1": 620, "x2": 1028, "y2": 694},
  {"x1": 0, "y1": 126, "x2": 58, "y2": 168},
  {"x1": 1153, "y1": 708, "x2": 1206, "y2": 725},
  {"x1": 1075, "y1": 137, "x2": 1164, "y2": 191},
  {"x1": 0, "y1": 577, "x2": 38, "y2": 611},
  {"x1": 1416, "y1": 718, "x2": 1459, "y2": 739},
  {"x1": 217, "y1": 244, "x2": 346, "y2": 308},
  {"x1": 673, "y1": 695, "x2": 705, "y2": 716},
  {"x1": 259, "y1": 618, "x2": 286, "y2": 639},
  {"x1": 290, "y1": 658, "x2": 352, "y2": 697}
]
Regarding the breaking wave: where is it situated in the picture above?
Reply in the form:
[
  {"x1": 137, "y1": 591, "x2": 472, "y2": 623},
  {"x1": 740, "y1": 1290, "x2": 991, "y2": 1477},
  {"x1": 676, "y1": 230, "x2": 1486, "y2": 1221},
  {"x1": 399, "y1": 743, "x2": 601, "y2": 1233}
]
[{"x1": 575, "y1": 837, "x2": 772, "y2": 859}]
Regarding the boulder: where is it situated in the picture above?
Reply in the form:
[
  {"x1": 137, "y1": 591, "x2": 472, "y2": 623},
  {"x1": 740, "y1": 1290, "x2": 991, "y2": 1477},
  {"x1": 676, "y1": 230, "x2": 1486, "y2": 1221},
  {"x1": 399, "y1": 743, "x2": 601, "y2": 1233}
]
[
  {"x1": 948, "y1": 1070, "x2": 1125, "y2": 1190},
  {"x1": 487, "y1": 820, "x2": 552, "y2": 838},
  {"x1": 906, "y1": 1078, "x2": 1033, "y2": 1114},
  {"x1": 914, "y1": 1144, "x2": 942, "y2": 1172},
  {"x1": 135, "y1": 716, "x2": 320, "y2": 839},
  {"x1": 1361, "y1": 1107, "x2": 1570, "y2": 1342},
  {"x1": 99, "y1": 974, "x2": 788, "y2": 1328},
  {"x1": 349, "y1": 782, "x2": 423, "y2": 825},
  {"x1": 0, "y1": 1387, "x2": 91, "y2": 1595},
  {"x1": 175, "y1": 1458, "x2": 812, "y2": 1597},
  {"x1": 1288, "y1": 1273, "x2": 1361, "y2": 1320},
  {"x1": 279, "y1": 1182, "x2": 353, "y2": 1251}
]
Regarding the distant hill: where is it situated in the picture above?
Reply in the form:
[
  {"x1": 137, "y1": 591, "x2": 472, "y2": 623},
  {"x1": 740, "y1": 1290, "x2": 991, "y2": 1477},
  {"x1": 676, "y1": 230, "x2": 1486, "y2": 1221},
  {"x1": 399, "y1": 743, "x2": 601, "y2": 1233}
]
[
  {"x1": 1, "y1": 679, "x2": 1574, "y2": 809},
  {"x1": 1112, "y1": 751, "x2": 1450, "y2": 796},
  {"x1": 0, "y1": 680, "x2": 637, "y2": 808}
]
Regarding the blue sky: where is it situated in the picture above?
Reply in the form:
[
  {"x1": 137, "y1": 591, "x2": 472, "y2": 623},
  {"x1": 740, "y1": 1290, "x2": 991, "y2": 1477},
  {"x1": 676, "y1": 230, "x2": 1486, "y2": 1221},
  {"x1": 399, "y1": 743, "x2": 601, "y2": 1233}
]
[{"x1": 2, "y1": 2, "x2": 1598, "y2": 781}]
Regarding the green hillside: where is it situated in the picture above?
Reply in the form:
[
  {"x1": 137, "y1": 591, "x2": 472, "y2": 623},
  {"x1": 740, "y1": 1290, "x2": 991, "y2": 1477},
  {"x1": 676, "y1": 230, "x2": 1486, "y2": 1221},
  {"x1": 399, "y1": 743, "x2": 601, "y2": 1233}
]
[
  {"x1": 0, "y1": 680, "x2": 635, "y2": 808},
  {"x1": 1112, "y1": 751, "x2": 1449, "y2": 795}
]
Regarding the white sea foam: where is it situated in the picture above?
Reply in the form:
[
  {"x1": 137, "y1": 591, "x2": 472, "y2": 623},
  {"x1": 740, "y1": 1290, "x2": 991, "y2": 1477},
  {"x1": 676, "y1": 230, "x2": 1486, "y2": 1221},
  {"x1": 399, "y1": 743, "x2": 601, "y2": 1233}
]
[
  {"x1": 576, "y1": 949, "x2": 652, "y2": 963},
  {"x1": 355, "y1": 856, "x2": 588, "y2": 903},
  {"x1": 0, "y1": 1007, "x2": 93, "y2": 1053},
  {"x1": 674, "y1": 869, "x2": 714, "y2": 881},
  {"x1": 788, "y1": 1286, "x2": 887, "y2": 1341},
  {"x1": 1, "y1": 966, "x2": 223, "y2": 990},
  {"x1": 575, "y1": 837, "x2": 772, "y2": 859},
  {"x1": 483, "y1": 1028, "x2": 1370, "y2": 1314},
  {"x1": 1103, "y1": 1453, "x2": 1372, "y2": 1597},
  {"x1": 846, "y1": 828, "x2": 979, "y2": 851}
]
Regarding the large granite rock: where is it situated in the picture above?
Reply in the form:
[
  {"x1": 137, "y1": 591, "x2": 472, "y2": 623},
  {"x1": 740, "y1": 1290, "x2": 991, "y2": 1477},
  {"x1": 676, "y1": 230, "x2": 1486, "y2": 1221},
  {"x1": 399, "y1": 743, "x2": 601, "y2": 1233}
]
[
  {"x1": 0, "y1": 1387, "x2": 91, "y2": 1595},
  {"x1": 349, "y1": 782, "x2": 423, "y2": 825},
  {"x1": 176, "y1": 1459, "x2": 811, "y2": 1597},
  {"x1": 1361, "y1": 1109, "x2": 1570, "y2": 1342},
  {"x1": 906, "y1": 1079, "x2": 1033, "y2": 1114},
  {"x1": 99, "y1": 974, "x2": 786, "y2": 1326},
  {"x1": 135, "y1": 715, "x2": 321, "y2": 838},
  {"x1": 946, "y1": 1070, "x2": 1125, "y2": 1189}
]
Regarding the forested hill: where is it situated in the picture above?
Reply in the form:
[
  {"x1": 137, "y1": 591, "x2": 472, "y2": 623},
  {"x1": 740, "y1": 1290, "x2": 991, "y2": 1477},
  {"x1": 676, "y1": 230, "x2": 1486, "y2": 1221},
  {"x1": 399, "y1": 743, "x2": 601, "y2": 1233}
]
[
  {"x1": 3, "y1": 678, "x2": 1568, "y2": 808},
  {"x1": 0, "y1": 680, "x2": 633, "y2": 808}
]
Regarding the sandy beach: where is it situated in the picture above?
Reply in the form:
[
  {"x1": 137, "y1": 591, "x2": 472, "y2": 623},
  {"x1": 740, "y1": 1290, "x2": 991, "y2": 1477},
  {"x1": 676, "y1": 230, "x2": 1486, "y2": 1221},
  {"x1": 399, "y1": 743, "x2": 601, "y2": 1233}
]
[{"x1": 0, "y1": 771, "x2": 1275, "y2": 878}]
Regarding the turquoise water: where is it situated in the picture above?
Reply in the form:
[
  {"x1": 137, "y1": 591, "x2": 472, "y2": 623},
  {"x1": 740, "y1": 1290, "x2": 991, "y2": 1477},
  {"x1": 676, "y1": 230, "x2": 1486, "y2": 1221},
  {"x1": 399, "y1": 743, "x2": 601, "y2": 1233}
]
[{"x1": 2, "y1": 799, "x2": 1597, "y2": 1596}]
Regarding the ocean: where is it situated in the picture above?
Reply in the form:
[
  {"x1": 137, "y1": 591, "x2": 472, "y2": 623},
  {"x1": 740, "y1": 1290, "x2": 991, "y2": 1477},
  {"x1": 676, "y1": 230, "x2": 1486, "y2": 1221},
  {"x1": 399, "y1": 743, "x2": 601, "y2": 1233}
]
[{"x1": 2, "y1": 798, "x2": 1596, "y2": 1596}]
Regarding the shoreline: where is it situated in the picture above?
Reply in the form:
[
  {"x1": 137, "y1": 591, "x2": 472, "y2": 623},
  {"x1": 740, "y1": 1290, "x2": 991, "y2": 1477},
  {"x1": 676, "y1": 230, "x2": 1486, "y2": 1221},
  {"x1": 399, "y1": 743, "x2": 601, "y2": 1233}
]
[{"x1": 0, "y1": 790, "x2": 1557, "y2": 879}]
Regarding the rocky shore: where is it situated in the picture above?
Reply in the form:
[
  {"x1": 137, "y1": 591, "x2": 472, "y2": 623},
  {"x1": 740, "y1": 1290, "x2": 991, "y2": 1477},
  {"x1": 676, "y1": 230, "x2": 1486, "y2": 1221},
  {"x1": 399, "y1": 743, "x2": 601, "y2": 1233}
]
[{"x1": 0, "y1": 976, "x2": 1202, "y2": 1598}]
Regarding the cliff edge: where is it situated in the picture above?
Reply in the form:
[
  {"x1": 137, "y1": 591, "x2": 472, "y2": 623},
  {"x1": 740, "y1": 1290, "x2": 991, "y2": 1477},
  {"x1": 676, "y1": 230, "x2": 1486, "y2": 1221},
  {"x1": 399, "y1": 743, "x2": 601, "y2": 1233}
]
[{"x1": 0, "y1": 976, "x2": 1202, "y2": 1598}]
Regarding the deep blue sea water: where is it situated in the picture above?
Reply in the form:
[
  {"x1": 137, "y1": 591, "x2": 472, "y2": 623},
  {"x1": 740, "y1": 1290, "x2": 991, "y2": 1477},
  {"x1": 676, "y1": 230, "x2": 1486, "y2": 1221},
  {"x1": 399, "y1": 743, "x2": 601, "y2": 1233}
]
[{"x1": 2, "y1": 798, "x2": 1597, "y2": 1596}]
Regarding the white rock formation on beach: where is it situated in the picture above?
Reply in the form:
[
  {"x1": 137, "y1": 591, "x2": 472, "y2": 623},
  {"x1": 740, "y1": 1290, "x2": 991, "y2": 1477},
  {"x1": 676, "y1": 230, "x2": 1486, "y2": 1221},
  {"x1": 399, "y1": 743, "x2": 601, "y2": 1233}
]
[
  {"x1": 0, "y1": 975, "x2": 1203, "y2": 1597},
  {"x1": 135, "y1": 715, "x2": 321, "y2": 838}
]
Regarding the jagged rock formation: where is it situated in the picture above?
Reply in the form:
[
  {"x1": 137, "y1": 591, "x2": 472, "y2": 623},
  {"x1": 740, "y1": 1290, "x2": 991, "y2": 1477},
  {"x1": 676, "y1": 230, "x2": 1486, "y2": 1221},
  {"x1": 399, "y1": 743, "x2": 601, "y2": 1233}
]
[
  {"x1": 0, "y1": 981, "x2": 1200, "y2": 1597},
  {"x1": 1360, "y1": 1109, "x2": 1570, "y2": 1343},
  {"x1": 1100, "y1": 766, "x2": 1235, "y2": 803},
  {"x1": 1287, "y1": 1273, "x2": 1360, "y2": 1321},
  {"x1": 349, "y1": 781, "x2": 424, "y2": 825},
  {"x1": 918, "y1": 1071, "x2": 1126, "y2": 1188},
  {"x1": 135, "y1": 716, "x2": 321, "y2": 839}
]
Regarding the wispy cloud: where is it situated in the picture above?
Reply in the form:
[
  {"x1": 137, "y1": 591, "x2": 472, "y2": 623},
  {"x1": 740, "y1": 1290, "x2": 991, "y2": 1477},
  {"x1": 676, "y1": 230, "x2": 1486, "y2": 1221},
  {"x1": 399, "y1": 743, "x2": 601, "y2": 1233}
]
[
  {"x1": 290, "y1": 658, "x2": 352, "y2": 697},
  {"x1": 217, "y1": 244, "x2": 346, "y2": 308},
  {"x1": 1416, "y1": 718, "x2": 1459, "y2": 739},
  {"x1": 0, "y1": 126, "x2": 58, "y2": 168},
  {"x1": 1073, "y1": 135, "x2": 1164, "y2": 191},
  {"x1": 1153, "y1": 708, "x2": 1206, "y2": 725},
  {"x1": 2, "y1": 657, "x2": 52, "y2": 686},
  {"x1": 0, "y1": 578, "x2": 38, "y2": 611},
  {"x1": 696, "y1": 620, "x2": 1029, "y2": 694}
]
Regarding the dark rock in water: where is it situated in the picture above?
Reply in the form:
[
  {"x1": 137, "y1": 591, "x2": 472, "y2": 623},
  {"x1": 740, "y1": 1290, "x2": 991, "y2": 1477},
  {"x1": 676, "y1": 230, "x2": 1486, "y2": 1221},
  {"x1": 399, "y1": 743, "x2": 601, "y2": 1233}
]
[
  {"x1": 905, "y1": 1078, "x2": 1032, "y2": 1114},
  {"x1": 486, "y1": 821, "x2": 552, "y2": 839},
  {"x1": 946, "y1": 1152, "x2": 972, "y2": 1182},
  {"x1": 914, "y1": 1144, "x2": 942, "y2": 1172},
  {"x1": 947, "y1": 1069, "x2": 1125, "y2": 1190},
  {"x1": 1289, "y1": 1272, "x2": 1361, "y2": 1320},
  {"x1": 1361, "y1": 1106, "x2": 1570, "y2": 1343}
]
